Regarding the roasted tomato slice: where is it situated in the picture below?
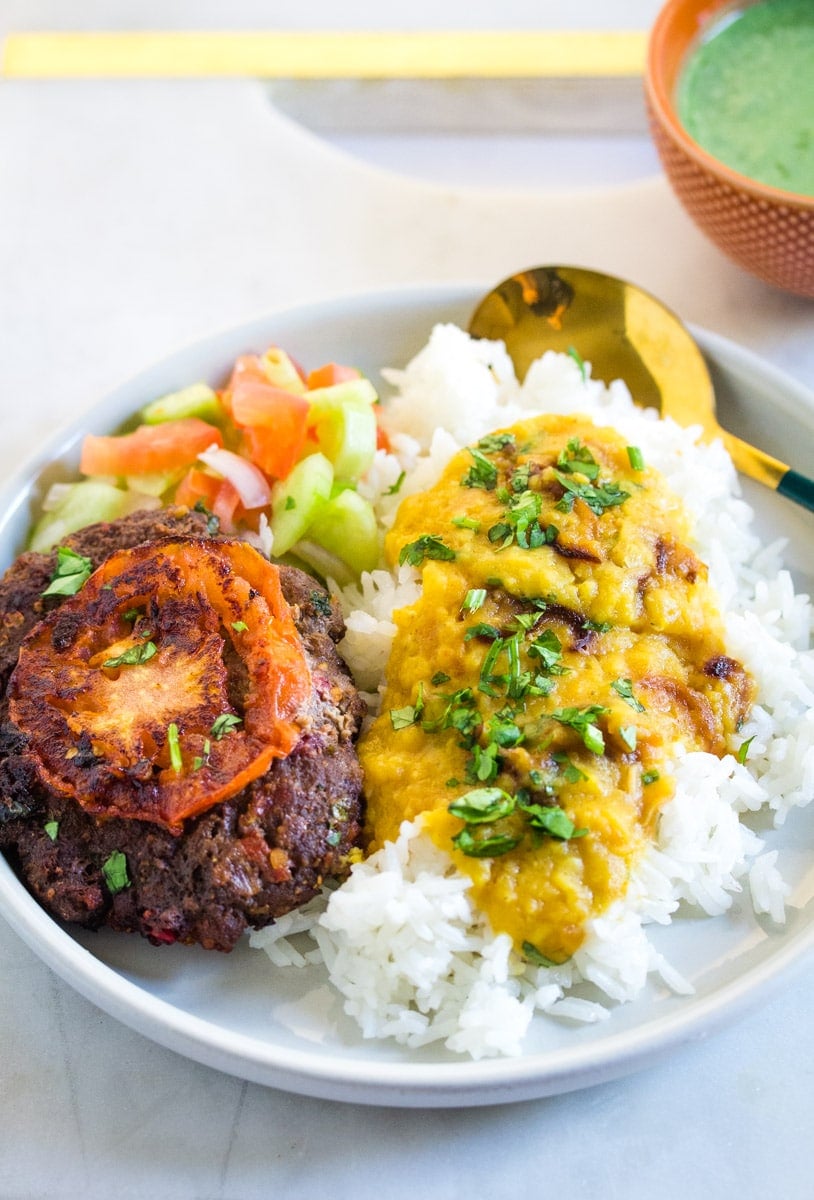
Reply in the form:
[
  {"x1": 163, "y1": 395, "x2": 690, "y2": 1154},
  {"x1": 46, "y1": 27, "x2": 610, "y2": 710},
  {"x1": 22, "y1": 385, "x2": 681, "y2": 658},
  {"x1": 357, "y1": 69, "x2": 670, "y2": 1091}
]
[{"x1": 8, "y1": 538, "x2": 311, "y2": 833}]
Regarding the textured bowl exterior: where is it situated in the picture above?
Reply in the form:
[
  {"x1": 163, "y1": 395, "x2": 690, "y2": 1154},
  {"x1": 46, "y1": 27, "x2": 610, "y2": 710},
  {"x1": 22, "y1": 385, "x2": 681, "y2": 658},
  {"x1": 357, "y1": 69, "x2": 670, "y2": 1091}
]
[{"x1": 645, "y1": 0, "x2": 814, "y2": 298}]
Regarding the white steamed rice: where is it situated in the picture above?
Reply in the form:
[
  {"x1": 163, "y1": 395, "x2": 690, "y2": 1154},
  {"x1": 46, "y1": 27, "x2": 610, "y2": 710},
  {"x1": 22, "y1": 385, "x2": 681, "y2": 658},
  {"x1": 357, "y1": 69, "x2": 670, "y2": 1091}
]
[{"x1": 250, "y1": 324, "x2": 814, "y2": 1059}]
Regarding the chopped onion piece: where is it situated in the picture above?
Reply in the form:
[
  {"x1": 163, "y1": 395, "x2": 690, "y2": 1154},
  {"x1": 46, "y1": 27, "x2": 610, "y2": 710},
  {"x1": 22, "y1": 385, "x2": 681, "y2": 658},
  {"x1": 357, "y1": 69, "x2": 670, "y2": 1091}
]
[{"x1": 198, "y1": 444, "x2": 270, "y2": 510}]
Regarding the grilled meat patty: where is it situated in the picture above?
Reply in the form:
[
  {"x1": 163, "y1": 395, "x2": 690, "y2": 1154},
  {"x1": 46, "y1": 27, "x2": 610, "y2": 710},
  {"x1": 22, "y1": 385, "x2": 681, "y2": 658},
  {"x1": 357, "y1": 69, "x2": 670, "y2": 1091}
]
[{"x1": 0, "y1": 507, "x2": 366, "y2": 951}]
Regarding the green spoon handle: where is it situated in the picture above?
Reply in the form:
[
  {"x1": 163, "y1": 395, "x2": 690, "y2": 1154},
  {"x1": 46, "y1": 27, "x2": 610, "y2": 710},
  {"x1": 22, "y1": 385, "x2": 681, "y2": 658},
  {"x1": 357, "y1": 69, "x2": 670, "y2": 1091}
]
[
  {"x1": 777, "y1": 468, "x2": 814, "y2": 513},
  {"x1": 724, "y1": 432, "x2": 814, "y2": 513}
]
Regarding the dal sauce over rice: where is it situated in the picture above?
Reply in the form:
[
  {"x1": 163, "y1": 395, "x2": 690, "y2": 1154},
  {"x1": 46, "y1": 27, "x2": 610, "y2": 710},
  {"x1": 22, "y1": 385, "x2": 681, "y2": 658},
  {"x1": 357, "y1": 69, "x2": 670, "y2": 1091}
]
[{"x1": 360, "y1": 414, "x2": 752, "y2": 963}]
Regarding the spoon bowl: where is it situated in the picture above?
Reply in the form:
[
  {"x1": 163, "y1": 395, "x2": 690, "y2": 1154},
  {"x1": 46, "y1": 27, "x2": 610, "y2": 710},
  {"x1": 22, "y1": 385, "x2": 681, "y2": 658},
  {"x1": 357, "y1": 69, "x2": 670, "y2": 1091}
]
[{"x1": 468, "y1": 266, "x2": 814, "y2": 512}]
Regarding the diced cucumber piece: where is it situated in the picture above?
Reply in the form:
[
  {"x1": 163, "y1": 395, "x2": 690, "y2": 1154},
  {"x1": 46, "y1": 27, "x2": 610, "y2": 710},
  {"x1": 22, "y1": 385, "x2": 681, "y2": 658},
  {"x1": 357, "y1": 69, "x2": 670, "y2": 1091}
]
[
  {"x1": 28, "y1": 480, "x2": 131, "y2": 552},
  {"x1": 123, "y1": 466, "x2": 186, "y2": 497},
  {"x1": 269, "y1": 452, "x2": 333, "y2": 556},
  {"x1": 307, "y1": 379, "x2": 378, "y2": 482},
  {"x1": 305, "y1": 488, "x2": 380, "y2": 576},
  {"x1": 140, "y1": 383, "x2": 221, "y2": 425},
  {"x1": 261, "y1": 347, "x2": 307, "y2": 394},
  {"x1": 289, "y1": 542, "x2": 355, "y2": 588}
]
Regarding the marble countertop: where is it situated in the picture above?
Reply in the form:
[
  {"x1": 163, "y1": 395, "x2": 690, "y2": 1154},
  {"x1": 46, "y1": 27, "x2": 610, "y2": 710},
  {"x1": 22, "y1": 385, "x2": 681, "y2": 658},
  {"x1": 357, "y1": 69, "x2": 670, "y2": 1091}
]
[{"x1": 2, "y1": 3, "x2": 813, "y2": 1198}]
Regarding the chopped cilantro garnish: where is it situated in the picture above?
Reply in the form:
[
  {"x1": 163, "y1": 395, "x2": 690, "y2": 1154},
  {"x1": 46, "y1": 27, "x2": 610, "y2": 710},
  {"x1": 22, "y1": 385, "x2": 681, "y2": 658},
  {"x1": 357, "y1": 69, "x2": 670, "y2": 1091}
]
[
  {"x1": 284, "y1": 495, "x2": 297, "y2": 510},
  {"x1": 583, "y1": 616, "x2": 613, "y2": 634},
  {"x1": 477, "y1": 432, "x2": 515, "y2": 453},
  {"x1": 448, "y1": 787, "x2": 515, "y2": 824},
  {"x1": 103, "y1": 641, "x2": 158, "y2": 669},
  {"x1": 461, "y1": 588, "x2": 487, "y2": 616},
  {"x1": 510, "y1": 463, "x2": 531, "y2": 494},
  {"x1": 193, "y1": 499, "x2": 220, "y2": 536},
  {"x1": 452, "y1": 827, "x2": 521, "y2": 858},
  {"x1": 527, "y1": 629, "x2": 566, "y2": 674},
  {"x1": 619, "y1": 725, "x2": 638, "y2": 752},
  {"x1": 627, "y1": 445, "x2": 645, "y2": 471},
  {"x1": 451, "y1": 514, "x2": 481, "y2": 532},
  {"x1": 516, "y1": 795, "x2": 587, "y2": 840},
  {"x1": 386, "y1": 470, "x2": 406, "y2": 496},
  {"x1": 193, "y1": 738, "x2": 212, "y2": 771},
  {"x1": 467, "y1": 740, "x2": 501, "y2": 783},
  {"x1": 556, "y1": 438, "x2": 600, "y2": 481},
  {"x1": 522, "y1": 941, "x2": 562, "y2": 968},
  {"x1": 611, "y1": 678, "x2": 646, "y2": 712},
  {"x1": 485, "y1": 708, "x2": 524, "y2": 748},
  {"x1": 44, "y1": 819, "x2": 59, "y2": 841},
  {"x1": 448, "y1": 784, "x2": 588, "y2": 861},
  {"x1": 42, "y1": 547, "x2": 93, "y2": 597},
  {"x1": 487, "y1": 490, "x2": 552, "y2": 551},
  {"x1": 231, "y1": 620, "x2": 248, "y2": 633},
  {"x1": 553, "y1": 752, "x2": 588, "y2": 784},
  {"x1": 390, "y1": 705, "x2": 419, "y2": 731},
  {"x1": 211, "y1": 712, "x2": 242, "y2": 740},
  {"x1": 461, "y1": 447, "x2": 499, "y2": 491},
  {"x1": 167, "y1": 722, "x2": 182, "y2": 772},
  {"x1": 431, "y1": 671, "x2": 451, "y2": 686},
  {"x1": 550, "y1": 705, "x2": 609, "y2": 754},
  {"x1": 398, "y1": 534, "x2": 456, "y2": 567},
  {"x1": 554, "y1": 471, "x2": 630, "y2": 516},
  {"x1": 567, "y1": 346, "x2": 587, "y2": 382},
  {"x1": 737, "y1": 735, "x2": 755, "y2": 765},
  {"x1": 390, "y1": 684, "x2": 425, "y2": 731},
  {"x1": 102, "y1": 850, "x2": 130, "y2": 895},
  {"x1": 309, "y1": 590, "x2": 333, "y2": 617},
  {"x1": 464, "y1": 622, "x2": 501, "y2": 642}
]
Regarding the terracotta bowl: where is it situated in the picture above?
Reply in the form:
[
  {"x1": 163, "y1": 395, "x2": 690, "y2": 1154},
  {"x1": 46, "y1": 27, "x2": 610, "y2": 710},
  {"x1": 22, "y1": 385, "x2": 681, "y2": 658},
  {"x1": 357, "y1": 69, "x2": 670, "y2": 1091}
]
[{"x1": 645, "y1": 0, "x2": 814, "y2": 298}]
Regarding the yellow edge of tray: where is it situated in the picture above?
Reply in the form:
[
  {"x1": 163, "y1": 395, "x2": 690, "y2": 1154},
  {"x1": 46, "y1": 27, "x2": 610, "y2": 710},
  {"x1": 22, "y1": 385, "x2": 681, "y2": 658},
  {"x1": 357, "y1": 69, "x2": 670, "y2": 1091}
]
[{"x1": 1, "y1": 30, "x2": 647, "y2": 79}]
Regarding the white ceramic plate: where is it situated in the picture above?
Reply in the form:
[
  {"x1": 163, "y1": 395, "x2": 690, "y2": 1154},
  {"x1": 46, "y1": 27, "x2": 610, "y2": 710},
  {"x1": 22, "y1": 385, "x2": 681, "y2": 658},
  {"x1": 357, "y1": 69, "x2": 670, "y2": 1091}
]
[{"x1": 1, "y1": 285, "x2": 813, "y2": 1108}]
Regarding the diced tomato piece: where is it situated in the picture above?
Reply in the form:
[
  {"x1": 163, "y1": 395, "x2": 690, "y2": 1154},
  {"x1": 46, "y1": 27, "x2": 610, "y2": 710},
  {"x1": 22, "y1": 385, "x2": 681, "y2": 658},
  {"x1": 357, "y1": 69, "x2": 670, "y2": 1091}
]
[
  {"x1": 231, "y1": 379, "x2": 310, "y2": 432},
  {"x1": 375, "y1": 408, "x2": 392, "y2": 453},
  {"x1": 174, "y1": 467, "x2": 221, "y2": 511},
  {"x1": 174, "y1": 469, "x2": 263, "y2": 534},
  {"x1": 223, "y1": 361, "x2": 310, "y2": 481},
  {"x1": 241, "y1": 417, "x2": 308, "y2": 481},
  {"x1": 80, "y1": 419, "x2": 222, "y2": 478},
  {"x1": 211, "y1": 478, "x2": 242, "y2": 532},
  {"x1": 306, "y1": 362, "x2": 361, "y2": 390},
  {"x1": 221, "y1": 354, "x2": 268, "y2": 417}
]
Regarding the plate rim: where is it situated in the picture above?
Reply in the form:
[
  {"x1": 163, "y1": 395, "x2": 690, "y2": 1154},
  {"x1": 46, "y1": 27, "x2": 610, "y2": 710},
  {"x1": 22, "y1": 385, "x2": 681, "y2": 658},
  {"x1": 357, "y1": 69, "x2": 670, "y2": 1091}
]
[{"x1": 2, "y1": 281, "x2": 813, "y2": 1107}]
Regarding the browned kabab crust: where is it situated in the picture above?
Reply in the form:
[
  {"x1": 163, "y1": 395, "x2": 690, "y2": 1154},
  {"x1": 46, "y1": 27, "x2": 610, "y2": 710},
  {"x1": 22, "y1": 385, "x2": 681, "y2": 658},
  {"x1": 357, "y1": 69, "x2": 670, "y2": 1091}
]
[{"x1": 0, "y1": 507, "x2": 366, "y2": 951}]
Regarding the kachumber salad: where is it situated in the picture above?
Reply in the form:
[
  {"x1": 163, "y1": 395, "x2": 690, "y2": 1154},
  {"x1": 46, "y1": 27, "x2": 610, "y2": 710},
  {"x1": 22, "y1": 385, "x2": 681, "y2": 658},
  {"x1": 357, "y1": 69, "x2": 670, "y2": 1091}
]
[{"x1": 10, "y1": 322, "x2": 814, "y2": 1059}]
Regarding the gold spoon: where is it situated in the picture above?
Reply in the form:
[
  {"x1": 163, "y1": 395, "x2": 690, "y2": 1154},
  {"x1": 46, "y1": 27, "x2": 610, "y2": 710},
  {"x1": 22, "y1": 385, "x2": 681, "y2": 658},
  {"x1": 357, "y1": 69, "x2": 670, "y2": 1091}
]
[{"x1": 468, "y1": 265, "x2": 814, "y2": 512}]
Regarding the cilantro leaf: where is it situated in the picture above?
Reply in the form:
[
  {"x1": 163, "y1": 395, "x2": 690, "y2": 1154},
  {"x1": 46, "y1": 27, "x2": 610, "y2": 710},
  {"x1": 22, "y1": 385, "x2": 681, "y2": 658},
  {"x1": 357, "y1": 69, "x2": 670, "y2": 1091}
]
[
  {"x1": 550, "y1": 705, "x2": 609, "y2": 754},
  {"x1": 553, "y1": 471, "x2": 630, "y2": 516},
  {"x1": 451, "y1": 827, "x2": 521, "y2": 858},
  {"x1": 611, "y1": 677, "x2": 646, "y2": 712},
  {"x1": 42, "y1": 547, "x2": 93, "y2": 597},
  {"x1": 398, "y1": 534, "x2": 456, "y2": 567},
  {"x1": 102, "y1": 850, "x2": 130, "y2": 895},
  {"x1": 103, "y1": 641, "x2": 158, "y2": 668},
  {"x1": 448, "y1": 787, "x2": 515, "y2": 824},
  {"x1": 211, "y1": 712, "x2": 242, "y2": 739}
]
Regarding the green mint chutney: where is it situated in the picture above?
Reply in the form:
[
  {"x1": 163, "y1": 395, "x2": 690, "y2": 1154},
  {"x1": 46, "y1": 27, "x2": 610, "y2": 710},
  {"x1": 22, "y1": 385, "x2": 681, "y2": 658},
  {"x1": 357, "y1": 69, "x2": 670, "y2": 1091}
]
[{"x1": 677, "y1": 0, "x2": 814, "y2": 196}]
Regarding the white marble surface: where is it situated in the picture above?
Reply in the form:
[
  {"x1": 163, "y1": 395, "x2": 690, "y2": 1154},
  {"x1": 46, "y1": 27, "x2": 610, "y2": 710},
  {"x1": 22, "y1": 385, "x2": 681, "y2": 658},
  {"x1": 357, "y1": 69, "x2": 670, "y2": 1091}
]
[{"x1": 2, "y1": 3, "x2": 814, "y2": 1198}]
